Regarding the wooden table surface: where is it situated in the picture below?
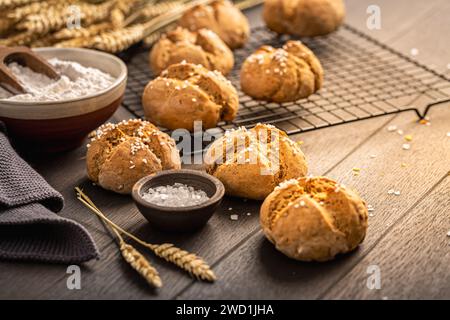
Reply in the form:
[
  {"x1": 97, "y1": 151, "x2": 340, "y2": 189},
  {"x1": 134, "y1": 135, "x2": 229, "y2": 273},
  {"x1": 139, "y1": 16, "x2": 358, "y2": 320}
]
[{"x1": 1, "y1": 0, "x2": 449, "y2": 300}]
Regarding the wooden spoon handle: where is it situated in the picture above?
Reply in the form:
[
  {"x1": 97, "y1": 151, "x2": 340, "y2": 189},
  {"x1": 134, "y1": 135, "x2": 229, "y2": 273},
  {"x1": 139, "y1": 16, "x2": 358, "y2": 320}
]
[{"x1": 0, "y1": 46, "x2": 60, "y2": 95}]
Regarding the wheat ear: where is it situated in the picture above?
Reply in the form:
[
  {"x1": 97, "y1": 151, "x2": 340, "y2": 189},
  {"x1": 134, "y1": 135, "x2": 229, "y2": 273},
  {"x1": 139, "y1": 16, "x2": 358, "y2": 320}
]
[
  {"x1": 0, "y1": 0, "x2": 38, "y2": 10},
  {"x1": 75, "y1": 187, "x2": 216, "y2": 282},
  {"x1": 53, "y1": 22, "x2": 111, "y2": 41},
  {"x1": 114, "y1": 228, "x2": 162, "y2": 288},
  {"x1": 91, "y1": 24, "x2": 145, "y2": 53}
]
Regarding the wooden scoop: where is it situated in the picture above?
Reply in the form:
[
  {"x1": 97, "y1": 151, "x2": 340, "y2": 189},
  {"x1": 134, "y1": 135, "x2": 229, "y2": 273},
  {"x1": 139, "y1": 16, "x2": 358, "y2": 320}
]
[{"x1": 0, "y1": 46, "x2": 60, "y2": 95}]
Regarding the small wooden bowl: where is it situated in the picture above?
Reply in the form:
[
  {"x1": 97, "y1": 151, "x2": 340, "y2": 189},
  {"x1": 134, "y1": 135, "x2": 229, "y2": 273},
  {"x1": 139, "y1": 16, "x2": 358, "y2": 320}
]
[
  {"x1": 132, "y1": 169, "x2": 225, "y2": 232},
  {"x1": 0, "y1": 48, "x2": 127, "y2": 152}
]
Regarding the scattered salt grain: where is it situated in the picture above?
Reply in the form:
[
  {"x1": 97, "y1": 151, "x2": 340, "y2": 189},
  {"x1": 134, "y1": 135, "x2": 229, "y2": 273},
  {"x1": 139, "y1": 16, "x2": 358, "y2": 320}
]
[
  {"x1": 447, "y1": 230, "x2": 450, "y2": 237},
  {"x1": 246, "y1": 212, "x2": 251, "y2": 216},
  {"x1": 370, "y1": 154, "x2": 377, "y2": 158},
  {"x1": 141, "y1": 183, "x2": 209, "y2": 207},
  {"x1": 228, "y1": 207, "x2": 233, "y2": 211},
  {"x1": 387, "y1": 189, "x2": 395, "y2": 195},
  {"x1": 387, "y1": 125, "x2": 397, "y2": 132},
  {"x1": 394, "y1": 190, "x2": 401, "y2": 196},
  {"x1": 367, "y1": 204, "x2": 374, "y2": 212},
  {"x1": 410, "y1": 48, "x2": 419, "y2": 56},
  {"x1": 397, "y1": 129, "x2": 404, "y2": 135},
  {"x1": 230, "y1": 214, "x2": 239, "y2": 221},
  {"x1": 402, "y1": 143, "x2": 411, "y2": 150},
  {"x1": 447, "y1": 132, "x2": 450, "y2": 137}
]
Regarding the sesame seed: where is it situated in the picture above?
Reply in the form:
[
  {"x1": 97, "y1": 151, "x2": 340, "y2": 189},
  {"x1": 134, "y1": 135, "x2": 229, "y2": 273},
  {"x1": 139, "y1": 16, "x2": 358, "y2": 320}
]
[
  {"x1": 404, "y1": 134, "x2": 413, "y2": 141},
  {"x1": 192, "y1": 98, "x2": 197, "y2": 102},
  {"x1": 129, "y1": 165, "x2": 135, "y2": 169}
]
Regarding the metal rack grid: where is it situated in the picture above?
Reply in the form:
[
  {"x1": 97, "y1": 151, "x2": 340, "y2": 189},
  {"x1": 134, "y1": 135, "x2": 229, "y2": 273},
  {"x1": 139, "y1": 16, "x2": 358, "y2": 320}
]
[{"x1": 122, "y1": 25, "x2": 450, "y2": 136}]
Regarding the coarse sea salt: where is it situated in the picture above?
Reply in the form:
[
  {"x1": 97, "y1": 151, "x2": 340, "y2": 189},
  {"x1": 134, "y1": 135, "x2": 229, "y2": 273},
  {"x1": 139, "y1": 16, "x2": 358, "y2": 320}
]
[
  {"x1": 142, "y1": 183, "x2": 210, "y2": 207},
  {"x1": 0, "y1": 58, "x2": 115, "y2": 102}
]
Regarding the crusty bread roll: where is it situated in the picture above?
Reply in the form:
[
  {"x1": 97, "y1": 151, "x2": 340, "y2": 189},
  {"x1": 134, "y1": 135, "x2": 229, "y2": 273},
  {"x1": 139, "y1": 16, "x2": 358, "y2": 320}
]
[
  {"x1": 240, "y1": 40, "x2": 323, "y2": 102},
  {"x1": 179, "y1": 0, "x2": 250, "y2": 49},
  {"x1": 260, "y1": 176, "x2": 368, "y2": 261},
  {"x1": 204, "y1": 123, "x2": 308, "y2": 200},
  {"x1": 86, "y1": 119, "x2": 181, "y2": 194},
  {"x1": 142, "y1": 62, "x2": 239, "y2": 132},
  {"x1": 264, "y1": 0, "x2": 345, "y2": 37},
  {"x1": 149, "y1": 27, "x2": 234, "y2": 76}
]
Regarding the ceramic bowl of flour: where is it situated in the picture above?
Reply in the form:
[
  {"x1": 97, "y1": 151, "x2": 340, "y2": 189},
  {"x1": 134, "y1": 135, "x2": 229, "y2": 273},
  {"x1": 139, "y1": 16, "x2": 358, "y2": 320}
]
[{"x1": 0, "y1": 48, "x2": 127, "y2": 152}]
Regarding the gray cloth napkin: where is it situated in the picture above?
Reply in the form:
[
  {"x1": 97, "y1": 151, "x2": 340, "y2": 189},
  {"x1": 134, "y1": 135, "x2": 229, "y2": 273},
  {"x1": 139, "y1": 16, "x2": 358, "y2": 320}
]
[{"x1": 0, "y1": 124, "x2": 99, "y2": 263}]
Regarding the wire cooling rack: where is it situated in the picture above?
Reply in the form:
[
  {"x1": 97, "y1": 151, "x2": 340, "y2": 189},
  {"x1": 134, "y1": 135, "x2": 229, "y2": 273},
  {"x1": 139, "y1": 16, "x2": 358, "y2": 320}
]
[{"x1": 122, "y1": 25, "x2": 450, "y2": 136}]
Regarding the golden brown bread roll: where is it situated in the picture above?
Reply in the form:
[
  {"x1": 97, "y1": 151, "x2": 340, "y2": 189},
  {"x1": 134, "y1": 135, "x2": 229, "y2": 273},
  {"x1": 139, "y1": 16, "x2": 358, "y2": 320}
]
[
  {"x1": 149, "y1": 27, "x2": 234, "y2": 75},
  {"x1": 204, "y1": 123, "x2": 308, "y2": 200},
  {"x1": 142, "y1": 62, "x2": 239, "y2": 132},
  {"x1": 86, "y1": 119, "x2": 181, "y2": 194},
  {"x1": 260, "y1": 176, "x2": 368, "y2": 261},
  {"x1": 178, "y1": 0, "x2": 250, "y2": 49},
  {"x1": 264, "y1": 0, "x2": 345, "y2": 37},
  {"x1": 240, "y1": 40, "x2": 323, "y2": 102}
]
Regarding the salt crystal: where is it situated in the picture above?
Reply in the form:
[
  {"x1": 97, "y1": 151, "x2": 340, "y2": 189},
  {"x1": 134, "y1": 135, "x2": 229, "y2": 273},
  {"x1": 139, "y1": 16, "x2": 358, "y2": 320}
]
[
  {"x1": 141, "y1": 183, "x2": 209, "y2": 207},
  {"x1": 388, "y1": 189, "x2": 395, "y2": 195},
  {"x1": 394, "y1": 190, "x2": 401, "y2": 196},
  {"x1": 246, "y1": 212, "x2": 251, "y2": 216},
  {"x1": 228, "y1": 207, "x2": 233, "y2": 211},
  {"x1": 402, "y1": 143, "x2": 411, "y2": 150},
  {"x1": 447, "y1": 230, "x2": 450, "y2": 237},
  {"x1": 230, "y1": 214, "x2": 238, "y2": 221},
  {"x1": 397, "y1": 129, "x2": 404, "y2": 135},
  {"x1": 447, "y1": 132, "x2": 450, "y2": 137},
  {"x1": 410, "y1": 48, "x2": 419, "y2": 56},
  {"x1": 387, "y1": 125, "x2": 397, "y2": 132}
]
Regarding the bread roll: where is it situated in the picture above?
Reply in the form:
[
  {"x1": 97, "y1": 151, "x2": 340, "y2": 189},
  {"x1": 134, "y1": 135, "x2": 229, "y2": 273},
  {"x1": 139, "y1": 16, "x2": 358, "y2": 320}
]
[
  {"x1": 86, "y1": 119, "x2": 181, "y2": 194},
  {"x1": 149, "y1": 27, "x2": 234, "y2": 75},
  {"x1": 260, "y1": 176, "x2": 368, "y2": 261},
  {"x1": 264, "y1": 0, "x2": 345, "y2": 37},
  {"x1": 179, "y1": 0, "x2": 250, "y2": 49},
  {"x1": 240, "y1": 40, "x2": 323, "y2": 102},
  {"x1": 204, "y1": 123, "x2": 308, "y2": 200},
  {"x1": 142, "y1": 62, "x2": 239, "y2": 132}
]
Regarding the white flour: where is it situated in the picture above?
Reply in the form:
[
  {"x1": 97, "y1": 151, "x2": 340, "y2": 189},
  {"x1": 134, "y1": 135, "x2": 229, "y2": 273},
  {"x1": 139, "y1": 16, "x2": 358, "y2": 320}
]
[{"x1": 0, "y1": 58, "x2": 115, "y2": 102}]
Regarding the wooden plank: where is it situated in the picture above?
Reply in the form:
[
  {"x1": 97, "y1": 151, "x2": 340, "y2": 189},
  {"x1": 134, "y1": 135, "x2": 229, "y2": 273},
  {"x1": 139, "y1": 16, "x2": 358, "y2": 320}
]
[
  {"x1": 324, "y1": 176, "x2": 450, "y2": 299},
  {"x1": 0, "y1": 114, "x2": 392, "y2": 299},
  {"x1": 56, "y1": 116, "x2": 394, "y2": 299},
  {"x1": 177, "y1": 101, "x2": 450, "y2": 299}
]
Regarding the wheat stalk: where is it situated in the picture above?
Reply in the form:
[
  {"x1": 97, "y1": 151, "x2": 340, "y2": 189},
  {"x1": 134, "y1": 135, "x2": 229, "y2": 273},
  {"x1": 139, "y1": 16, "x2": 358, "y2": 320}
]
[
  {"x1": 91, "y1": 23, "x2": 146, "y2": 53},
  {"x1": 30, "y1": 33, "x2": 57, "y2": 47},
  {"x1": 0, "y1": 0, "x2": 38, "y2": 10},
  {"x1": 111, "y1": 0, "x2": 140, "y2": 28},
  {"x1": 17, "y1": 1, "x2": 113, "y2": 35},
  {"x1": 75, "y1": 187, "x2": 216, "y2": 282},
  {"x1": 119, "y1": 242, "x2": 162, "y2": 288},
  {"x1": 0, "y1": 31, "x2": 37, "y2": 46},
  {"x1": 6, "y1": 0, "x2": 67, "y2": 21},
  {"x1": 115, "y1": 227, "x2": 162, "y2": 288},
  {"x1": 54, "y1": 36, "x2": 94, "y2": 48},
  {"x1": 53, "y1": 22, "x2": 111, "y2": 40}
]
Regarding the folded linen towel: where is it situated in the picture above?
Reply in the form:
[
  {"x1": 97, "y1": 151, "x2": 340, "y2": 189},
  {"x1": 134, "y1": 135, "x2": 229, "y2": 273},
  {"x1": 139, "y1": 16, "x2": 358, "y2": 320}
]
[{"x1": 0, "y1": 124, "x2": 98, "y2": 263}]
